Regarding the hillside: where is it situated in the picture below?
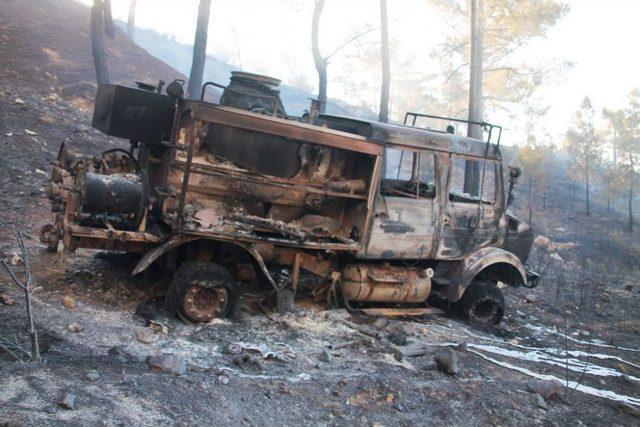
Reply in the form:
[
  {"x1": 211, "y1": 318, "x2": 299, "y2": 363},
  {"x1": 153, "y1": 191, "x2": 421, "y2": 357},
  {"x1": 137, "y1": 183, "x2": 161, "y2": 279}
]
[{"x1": 0, "y1": 0, "x2": 183, "y2": 110}]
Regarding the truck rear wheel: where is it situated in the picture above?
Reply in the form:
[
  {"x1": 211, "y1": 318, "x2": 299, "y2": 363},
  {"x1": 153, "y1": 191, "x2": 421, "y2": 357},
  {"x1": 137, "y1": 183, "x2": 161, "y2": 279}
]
[
  {"x1": 457, "y1": 280, "x2": 504, "y2": 325},
  {"x1": 165, "y1": 262, "x2": 241, "y2": 323}
]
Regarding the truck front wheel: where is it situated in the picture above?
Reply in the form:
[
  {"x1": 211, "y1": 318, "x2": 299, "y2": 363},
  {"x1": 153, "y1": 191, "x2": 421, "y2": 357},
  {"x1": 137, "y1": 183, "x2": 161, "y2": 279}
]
[
  {"x1": 456, "y1": 280, "x2": 505, "y2": 325},
  {"x1": 166, "y1": 262, "x2": 241, "y2": 323}
]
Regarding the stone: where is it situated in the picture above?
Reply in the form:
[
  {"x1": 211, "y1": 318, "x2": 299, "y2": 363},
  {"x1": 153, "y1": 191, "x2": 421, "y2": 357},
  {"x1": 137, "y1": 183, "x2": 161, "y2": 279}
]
[
  {"x1": 86, "y1": 371, "x2": 100, "y2": 381},
  {"x1": 0, "y1": 293, "x2": 16, "y2": 306},
  {"x1": 318, "y1": 349, "x2": 332, "y2": 363},
  {"x1": 217, "y1": 374, "x2": 230, "y2": 385},
  {"x1": 550, "y1": 252, "x2": 565, "y2": 263},
  {"x1": 58, "y1": 393, "x2": 76, "y2": 410},
  {"x1": 556, "y1": 242, "x2": 578, "y2": 252},
  {"x1": 388, "y1": 327, "x2": 408, "y2": 346},
  {"x1": 528, "y1": 379, "x2": 563, "y2": 399},
  {"x1": 147, "y1": 354, "x2": 187, "y2": 375},
  {"x1": 10, "y1": 253, "x2": 23, "y2": 266},
  {"x1": 533, "y1": 235, "x2": 552, "y2": 250},
  {"x1": 67, "y1": 323, "x2": 83, "y2": 333},
  {"x1": 108, "y1": 346, "x2": 131, "y2": 363},
  {"x1": 62, "y1": 295, "x2": 76, "y2": 309},
  {"x1": 434, "y1": 347, "x2": 459, "y2": 375},
  {"x1": 524, "y1": 293, "x2": 538, "y2": 304},
  {"x1": 134, "y1": 329, "x2": 158, "y2": 344}
]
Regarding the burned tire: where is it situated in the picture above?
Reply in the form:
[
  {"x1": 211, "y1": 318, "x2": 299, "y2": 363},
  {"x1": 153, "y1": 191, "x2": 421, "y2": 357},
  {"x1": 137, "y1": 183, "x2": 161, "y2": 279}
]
[
  {"x1": 165, "y1": 262, "x2": 241, "y2": 323},
  {"x1": 457, "y1": 280, "x2": 505, "y2": 325}
]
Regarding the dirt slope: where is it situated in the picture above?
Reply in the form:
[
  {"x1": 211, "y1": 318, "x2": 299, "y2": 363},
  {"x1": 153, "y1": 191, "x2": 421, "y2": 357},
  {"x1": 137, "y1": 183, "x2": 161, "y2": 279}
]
[
  {"x1": 0, "y1": 0, "x2": 183, "y2": 234},
  {"x1": 0, "y1": 0, "x2": 183, "y2": 110}
]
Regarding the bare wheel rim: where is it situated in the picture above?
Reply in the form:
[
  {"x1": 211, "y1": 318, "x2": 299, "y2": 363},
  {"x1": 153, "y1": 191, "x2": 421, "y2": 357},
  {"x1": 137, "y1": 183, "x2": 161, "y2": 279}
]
[{"x1": 180, "y1": 284, "x2": 229, "y2": 323}]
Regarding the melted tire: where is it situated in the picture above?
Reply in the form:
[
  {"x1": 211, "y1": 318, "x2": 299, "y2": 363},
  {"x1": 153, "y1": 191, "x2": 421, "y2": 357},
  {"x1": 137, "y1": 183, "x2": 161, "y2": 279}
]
[
  {"x1": 165, "y1": 262, "x2": 242, "y2": 323},
  {"x1": 457, "y1": 280, "x2": 505, "y2": 325}
]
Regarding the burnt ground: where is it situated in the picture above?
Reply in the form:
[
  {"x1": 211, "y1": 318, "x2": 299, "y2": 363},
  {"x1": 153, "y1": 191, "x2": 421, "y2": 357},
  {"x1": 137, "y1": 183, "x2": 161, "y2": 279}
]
[
  {"x1": 1, "y1": 81, "x2": 640, "y2": 426},
  {"x1": 1, "y1": 0, "x2": 640, "y2": 426}
]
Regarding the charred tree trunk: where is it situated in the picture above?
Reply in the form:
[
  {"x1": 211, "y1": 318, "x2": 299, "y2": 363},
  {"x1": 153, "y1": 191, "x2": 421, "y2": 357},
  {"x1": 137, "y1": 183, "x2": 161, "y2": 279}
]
[
  {"x1": 378, "y1": 0, "x2": 390, "y2": 123},
  {"x1": 91, "y1": 0, "x2": 110, "y2": 84},
  {"x1": 629, "y1": 156, "x2": 635, "y2": 232},
  {"x1": 312, "y1": 0, "x2": 327, "y2": 114},
  {"x1": 629, "y1": 186, "x2": 634, "y2": 232},
  {"x1": 528, "y1": 175, "x2": 533, "y2": 225},
  {"x1": 464, "y1": 0, "x2": 484, "y2": 196},
  {"x1": 187, "y1": 0, "x2": 212, "y2": 100},
  {"x1": 102, "y1": 0, "x2": 116, "y2": 39},
  {"x1": 585, "y1": 154, "x2": 591, "y2": 217},
  {"x1": 127, "y1": 0, "x2": 137, "y2": 39},
  {"x1": 543, "y1": 191, "x2": 547, "y2": 210}
]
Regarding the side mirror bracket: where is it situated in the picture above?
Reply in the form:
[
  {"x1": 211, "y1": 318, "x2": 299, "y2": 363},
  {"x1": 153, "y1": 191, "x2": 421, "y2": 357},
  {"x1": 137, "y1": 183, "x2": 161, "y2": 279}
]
[{"x1": 506, "y1": 166, "x2": 521, "y2": 209}]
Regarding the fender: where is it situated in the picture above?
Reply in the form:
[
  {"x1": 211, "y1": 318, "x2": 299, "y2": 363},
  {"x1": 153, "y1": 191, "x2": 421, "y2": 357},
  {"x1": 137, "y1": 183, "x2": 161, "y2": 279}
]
[
  {"x1": 132, "y1": 236, "x2": 279, "y2": 289},
  {"x1": 436, "y1": 246, "x2": 528, "y2": 301}
]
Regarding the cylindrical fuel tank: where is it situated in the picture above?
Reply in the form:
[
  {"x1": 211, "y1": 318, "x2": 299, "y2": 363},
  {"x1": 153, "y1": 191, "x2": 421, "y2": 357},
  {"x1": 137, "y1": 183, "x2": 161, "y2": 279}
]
[
  {"x1": 341, "y1": 265, "x2": 432, "y2": 303},
  {"x1": 82, "y1": 173, "x2": 143, "y2": 215}
]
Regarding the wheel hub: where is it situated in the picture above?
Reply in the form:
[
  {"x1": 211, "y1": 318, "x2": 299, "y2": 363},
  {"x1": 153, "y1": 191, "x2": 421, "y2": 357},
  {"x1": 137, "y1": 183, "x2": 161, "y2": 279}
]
[
  {"x1": 469, "y1": 299, "x2": 500, "y2": 324},
  {"x1": 181, "y1": 284, "x2": 228, "y2": 323}
]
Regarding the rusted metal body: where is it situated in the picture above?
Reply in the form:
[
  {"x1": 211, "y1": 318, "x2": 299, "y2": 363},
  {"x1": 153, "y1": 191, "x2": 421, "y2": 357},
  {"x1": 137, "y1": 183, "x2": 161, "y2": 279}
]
[
  {"x1": 42, "y1": 73, "x2": 538, "y2": 320},
  {"x1": 341, "y1": 264, "x2": 432, "y2": 303}
]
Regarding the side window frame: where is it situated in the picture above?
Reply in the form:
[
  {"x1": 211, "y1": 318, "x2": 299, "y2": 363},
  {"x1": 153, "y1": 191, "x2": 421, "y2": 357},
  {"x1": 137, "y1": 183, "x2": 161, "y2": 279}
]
[
  {"x1": 381, "y1": 147, "x2": 437, "y2": 200},
  {"x1": 447, "y1": 154, "x2": 499, "y2": 206}
]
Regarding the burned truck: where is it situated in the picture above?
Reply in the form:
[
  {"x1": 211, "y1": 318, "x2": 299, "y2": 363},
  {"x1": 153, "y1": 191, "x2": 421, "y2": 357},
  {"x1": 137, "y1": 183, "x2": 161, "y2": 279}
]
[{"x1": 41, "y1": 71, "x2": 538, "y2": 325}]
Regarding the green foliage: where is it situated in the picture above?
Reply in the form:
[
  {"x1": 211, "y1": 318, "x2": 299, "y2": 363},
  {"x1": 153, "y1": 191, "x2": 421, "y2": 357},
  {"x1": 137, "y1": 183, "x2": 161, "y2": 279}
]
[
  {"x1": 518, "y1": 139, "x2": 554, "y2": 198},
  {"x1": 565, "y1": 97, "x2": 601, "y2": 181},
  {"x1": 431, "y1": 0, "x2": 571, "y2": 113},
  {"x1": 602, "y1": 90, "x2": 640, "y2": 187}
]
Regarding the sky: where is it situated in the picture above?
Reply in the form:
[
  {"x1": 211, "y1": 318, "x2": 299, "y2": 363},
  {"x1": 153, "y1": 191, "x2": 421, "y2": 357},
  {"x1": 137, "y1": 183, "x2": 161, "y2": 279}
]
[{"x1": 80, "y1": 0, "x2": 640, "y2": 147}]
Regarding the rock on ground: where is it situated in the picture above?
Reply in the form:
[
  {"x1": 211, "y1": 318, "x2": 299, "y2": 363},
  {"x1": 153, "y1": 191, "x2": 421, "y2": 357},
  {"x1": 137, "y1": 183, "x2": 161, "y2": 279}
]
[
  {"x1": 147, "y1": 354, "x2": 187, "y2": 376},
  {"x1": 57, "y1": 393, "x2": 76, "y2": 410},
  {"x1": 434, "y1": 347, "x2": 459, "y2": 375},
  {"x1": 528, "y1": 379, "x2": 564, "y2": 400}
]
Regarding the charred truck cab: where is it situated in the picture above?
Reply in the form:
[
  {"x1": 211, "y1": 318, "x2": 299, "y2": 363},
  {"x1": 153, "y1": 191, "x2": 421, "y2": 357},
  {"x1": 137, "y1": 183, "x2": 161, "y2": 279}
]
[{"x1": 42, "y1": 72, "x2": 538, "y2": 325}]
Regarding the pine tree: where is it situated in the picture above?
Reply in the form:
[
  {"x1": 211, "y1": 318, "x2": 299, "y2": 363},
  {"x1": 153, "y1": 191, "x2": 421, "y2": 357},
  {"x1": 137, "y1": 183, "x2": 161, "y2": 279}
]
[{"x1": 566, "y1": 97, "x2": 602, "y2": 217}]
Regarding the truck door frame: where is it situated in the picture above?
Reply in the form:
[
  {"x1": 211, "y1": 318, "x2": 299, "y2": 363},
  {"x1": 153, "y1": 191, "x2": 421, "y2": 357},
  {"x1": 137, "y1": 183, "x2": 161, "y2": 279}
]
[
  {"x1": 436, "y1": 153, "x2": 502, "y2": 259},
  {"x1": 361, "y1": 146, "x2": 442, "y2": 260}
]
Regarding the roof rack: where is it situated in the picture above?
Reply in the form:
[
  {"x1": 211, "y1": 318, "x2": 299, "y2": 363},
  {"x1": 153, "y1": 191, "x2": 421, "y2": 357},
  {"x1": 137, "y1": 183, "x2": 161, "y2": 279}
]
[{"x1": 404, "y1": 112, "x2": 502, "y2": 153}]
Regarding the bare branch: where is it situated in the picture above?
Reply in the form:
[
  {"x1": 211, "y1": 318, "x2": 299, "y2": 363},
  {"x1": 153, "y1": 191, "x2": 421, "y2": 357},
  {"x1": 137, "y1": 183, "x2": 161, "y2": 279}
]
[
  {"x1": 0, "y1": 218, "x2": 41, "y2": 363},
  {"x1": 325, "y1": 25, "x2": 378, "y2": 61}
]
